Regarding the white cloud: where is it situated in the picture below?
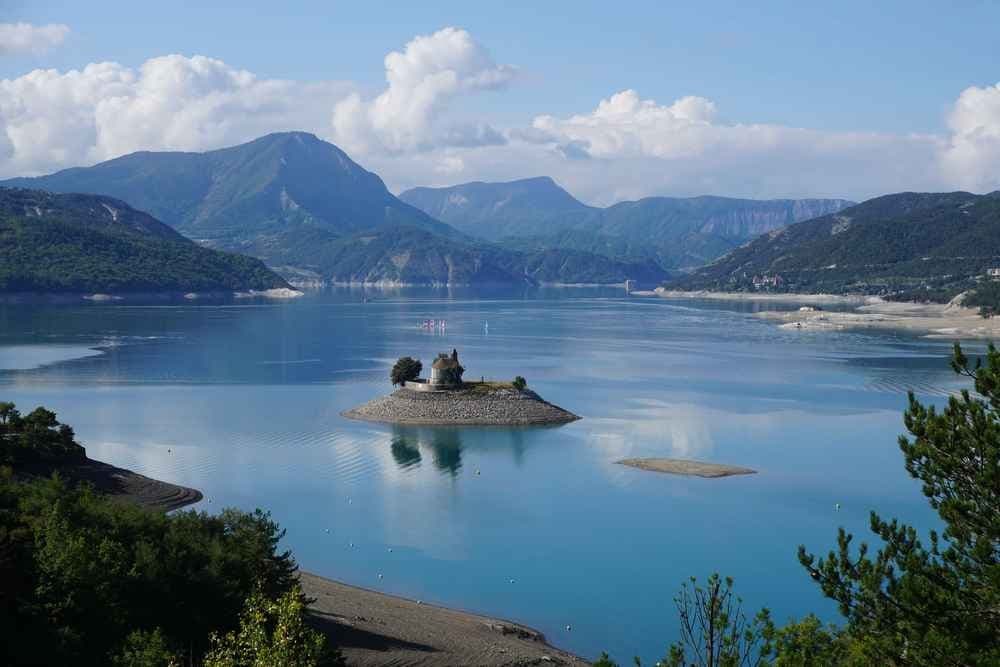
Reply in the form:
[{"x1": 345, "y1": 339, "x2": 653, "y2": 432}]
[
  {"x1": 1, "y1": 26, "x2": 1000, "y2": 202},
  {"x1": 941, "y1": 82, "x2": 1000, "y2": 193},
  {"x1": 0, "y1": 22, "x2": 70, "y2": 56},
  {"x1": 0, "y1": 55, "x2": 350, "y2": 177},
  {"x1": 331, "y1": 27, "x2": 515, "y2": 154}
]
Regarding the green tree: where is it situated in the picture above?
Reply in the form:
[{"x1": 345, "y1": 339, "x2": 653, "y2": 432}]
[
  {"x1": 204, "y1": 584, "x2": 340, "y2": 667},
  {"x1": 799, "y1": 342, "x2": 1000, "y2": 666},
  {"x1": 512, "y1": 376, "x2": 527, "y2": 391},
  {"x1": 664, "y1": 574, "x2": 774, "y2": 667},
  {"x1": 111, "y1": 628, "x2": 181, "y2": 667},
  {"x1": 390, "y1": 357, "x2": 422, "y2": 387}
]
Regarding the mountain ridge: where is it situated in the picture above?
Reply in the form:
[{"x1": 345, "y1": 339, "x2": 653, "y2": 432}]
[
  {"x1": 669, "y1": 190, "x2": 1000, "y2": 298},
  {"x1": 400, "y1": 179, "x2": 854, "y2": 270},
  {"x1": 0, "y1": 187, "x2": 290, "y2": 294}
]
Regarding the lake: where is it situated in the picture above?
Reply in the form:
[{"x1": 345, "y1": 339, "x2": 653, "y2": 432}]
[{"x1": 0, "y1": 287, "x2": 964, "y2": 663}]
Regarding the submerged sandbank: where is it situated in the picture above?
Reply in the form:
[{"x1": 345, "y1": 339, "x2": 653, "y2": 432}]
[{"x1": 617, "y1": 458, "x2": 757, "y2": 478}]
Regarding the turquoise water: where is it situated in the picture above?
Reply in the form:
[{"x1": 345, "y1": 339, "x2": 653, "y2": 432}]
[{"x1": 0, "y1": 288, "x2": 962, "y2": 662}]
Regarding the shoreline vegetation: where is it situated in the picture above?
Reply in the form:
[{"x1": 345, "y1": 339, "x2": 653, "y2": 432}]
[
  {"x1": 639, "y1": 289, "x2": 1000, "y2": 339},
  {"x1": 28, "y1": 457, "x2": 586, "y2": 666},
  {"x1": 616, "y1": 458, "x2": 757, "y2": 478},
  {"x1": 343, "y1": 382, "x2": 580, "y2": 426}
]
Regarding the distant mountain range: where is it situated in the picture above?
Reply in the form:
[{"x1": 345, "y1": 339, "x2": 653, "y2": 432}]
[
  {"x1": 0, "y1": 188, "x2": 288, "y2": 294},
  {"x1": 400, "y1": 179, "x2": 853, "y2": 270},
  {"x1": 3, "y1": 134, "x2": 670, "y2": 285},
  {"x1": 670, "y1": 191, "x2": 1000, "y2": 298}
]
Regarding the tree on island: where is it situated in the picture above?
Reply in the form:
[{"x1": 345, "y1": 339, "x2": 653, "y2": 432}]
[
  {"x1": 390, "y1": 357, "x2": 422, "y2": 387},
  {"x1": 512, "y1": 376, "x2": 527, "y2": 391}
]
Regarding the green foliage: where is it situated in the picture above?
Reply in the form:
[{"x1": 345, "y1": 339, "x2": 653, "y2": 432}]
[
  {"x1": 111, "y1": 629, "x2": 181, "y2": 667},
  {"x1": 204, "y1": 583, "x2": 340, "y2": 667},
  {"x1": 766, "y1": 615, "x2": 862, "y2": 666},
  {"x1": 799, "y1": 342, "x2": 1000, "y2": 665},
  {"x1": 963, "y1": 279, "x2": 1000, "y2": 317},
  {"x1": 0, "y1": 401, "x2": 85, "y2": 464},
  {"x1": 675, "y1": 191, "x2": 1000, "y2": 298},
  {"x1": 0, "y1": 466, "x2": 313, "y2": 665},
  {"x1": 0, "y1": 187, "x2": 288, "y2": 293},
  {"x1": 664, "y1": 574, "x2": 774, "y2": 667},
  {"x1": 512, "y1": 376, "x2": 527, "y2": 391},
  {"x1": 390, "y1": 356, "x2": 423, "y2": 387}
]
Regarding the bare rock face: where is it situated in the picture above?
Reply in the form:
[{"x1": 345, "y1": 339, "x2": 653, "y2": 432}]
[{"x1": 342, "y1": 386, "x2": 579, "y2": 426}]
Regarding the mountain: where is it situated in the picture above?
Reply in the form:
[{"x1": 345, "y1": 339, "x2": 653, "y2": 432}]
[
  {"x1": 0, "y1": 187, "x2": 288, "y2": 294},
  {"x1": 399, "y1": 177, "x2": 597, "y2": 240},
  {"x1": 2, "y1": 132, "x2": 454, "y2": 251},
  {"x1": 671, "y1": 191, "x2": 1000, "y2": 297},
  {"x1": 400, "y1": 180, "x2": 854, "y2": 271},
  {"x1": 3, "y1": 135, "x2": 667, "y2": 285}
]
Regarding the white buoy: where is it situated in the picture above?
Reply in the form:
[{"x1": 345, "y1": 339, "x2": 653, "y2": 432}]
[
  {"x1": 325, "y1": 528, "x2": 330, "y2": 533},
  {"x1": 509, "y1": 578, "x2": 515, "y2": 584},
  {"x1": 417, "y1": 600, "x2": 423, "y2": 605},
  {"x1": 475, "y1": 469, "x2": 481, "y2": 476},
  {"x1": 378, "y1": 573, "x2": 383, "y2": 579},
  {"x1": 566, "y1": 625, "x2": 571, "y2": 631},
  {"x1": 835, "y1": 503, "x2": 841, "y2": 511},
  {"x1": 388, "y1": 548, "x2": 393, "y2": 553},
  {"x1": 349, "y1": 542, "x2": 354, "y2": 548}
]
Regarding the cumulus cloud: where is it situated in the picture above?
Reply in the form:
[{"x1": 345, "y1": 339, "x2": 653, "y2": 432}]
[
  {"x1": 0, "y1": 22, "x2": 70, "y2": 55},
  {"x1": 941, "y1": 82, "x2": 1000, "y2": 193},
  {"x1": 2, "y1": 25, "x2": 1000, "y2": 202},
  {"x1": 331, "y1": 27, "x2": 515, "y2": 154},
  {"x1": 0, "y1": 55, "x2": 349, "y2": 177},
  {"x1": 369, "y1": 89, "x2": 947, "y2": 204}
]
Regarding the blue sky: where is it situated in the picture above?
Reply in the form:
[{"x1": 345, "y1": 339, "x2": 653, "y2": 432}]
[{"x1": 3, "y1": 1, "x2": 1000, "y2": 203}]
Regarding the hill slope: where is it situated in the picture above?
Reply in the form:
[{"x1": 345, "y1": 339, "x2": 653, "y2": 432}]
[
  {"x1": 671, "y1": 191, "x2": 1000, "y2": 297},
  {"x1": 401, "y1": 181, "x2": 853, "y2": 270},
  {"x1": 0, "y1": 188, "x2": 288, "y2": 294}
]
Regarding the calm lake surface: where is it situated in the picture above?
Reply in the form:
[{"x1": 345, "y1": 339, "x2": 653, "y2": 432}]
[{"x1": 0, "y1": 288, "x2": 966, "y2": 662}]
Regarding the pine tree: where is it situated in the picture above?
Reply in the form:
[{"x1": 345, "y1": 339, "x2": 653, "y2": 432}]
[{"x1": 799, "y1": 343, "x2": 1000, "y2": 666}]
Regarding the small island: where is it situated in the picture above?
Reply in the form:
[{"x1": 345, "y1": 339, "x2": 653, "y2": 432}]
[
  {"x1": 617, "y1": 458, "x2": 757, "y2": 478},
  {"x1": 343, "y1": 350, "x2": 580, "y2": 426}
]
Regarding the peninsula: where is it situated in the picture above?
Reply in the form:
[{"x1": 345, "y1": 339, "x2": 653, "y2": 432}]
[{"x1": 343, "y1": 350, "x2": 580, "y2": 426}]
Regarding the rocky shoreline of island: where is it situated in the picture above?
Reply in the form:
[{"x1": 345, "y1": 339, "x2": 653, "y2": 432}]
[{"x1": 343, "y1": 384, "x2": 580, "y2": 426}]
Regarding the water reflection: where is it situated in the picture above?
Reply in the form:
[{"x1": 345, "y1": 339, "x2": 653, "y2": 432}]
[{"x1": 386, "y1": 424, "x2": 562, "y2": 476}]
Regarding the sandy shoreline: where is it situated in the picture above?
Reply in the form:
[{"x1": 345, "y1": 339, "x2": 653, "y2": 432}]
[
  {"x1": 759, "y1": 298, "x2": 1000, "y2": 339},
  {"x1": 638, "y1": 288, "x2": 871, "y2": 305},
  {"x1": 640, "y1": 289, "x2": 1000, "y2": 339},
  {"x1": 54, "y1": 457, "x2": 585, "y2": 665}
]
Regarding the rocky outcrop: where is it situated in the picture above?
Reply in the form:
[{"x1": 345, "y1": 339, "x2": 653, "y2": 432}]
[{"x1": 342, "y1": 386, "x2": 579, "y2": 426}]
